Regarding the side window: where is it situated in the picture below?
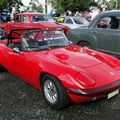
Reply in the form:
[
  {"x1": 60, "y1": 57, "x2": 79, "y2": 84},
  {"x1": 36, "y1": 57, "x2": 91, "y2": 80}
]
[
  {"x1": 96, "y1": 16, "x2": 120, "y2": 29},
  {"x1": 65, "y1": 18, "x2": 73, "y2": 24},
  {"x1": 109, "y1": 16, "x2": 119, "y2": 29},
  {"x1": 96, "y1": 17, "x2": 111, "y2": 29},
  {"x1": 21, "y1": 16, "x2": 29, "y2": 23},
  {"x1": 14, "y1": 15, "x2": 21, "y2": 22}
]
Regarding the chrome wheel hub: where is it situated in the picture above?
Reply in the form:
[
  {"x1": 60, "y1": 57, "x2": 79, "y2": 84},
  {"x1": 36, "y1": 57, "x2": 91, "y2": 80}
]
[{"x1": 44, "y1": 80, "x2": 58, "y2": 104}]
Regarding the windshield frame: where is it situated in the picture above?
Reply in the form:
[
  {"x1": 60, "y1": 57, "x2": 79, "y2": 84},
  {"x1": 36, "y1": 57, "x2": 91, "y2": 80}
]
[
  {"x1": 21, "y1": 29, "x2": 70, "y2": 51},
  {"x1": 32, "y1": 14, "x2": 55, "y2": 22}
]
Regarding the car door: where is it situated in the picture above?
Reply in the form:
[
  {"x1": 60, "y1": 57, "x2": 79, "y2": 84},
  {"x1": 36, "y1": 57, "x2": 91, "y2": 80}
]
[
  {"x1": 116, "y1": 33, "x2": 120, "y2": 57},
  {"x1": 1, "y1": 46, "x2": 40, "y2": 85},
  {"x1": 0, "y1": 45, "x2": 25, "y2": 75},
  {"x1": 91, "y1": 16, "x2": 120, "y2": 56}
]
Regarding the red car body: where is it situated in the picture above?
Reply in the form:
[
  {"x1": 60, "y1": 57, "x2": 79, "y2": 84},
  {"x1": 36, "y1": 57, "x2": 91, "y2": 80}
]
[
  {"x1": 0, "y1": 12, "x2": 69, "y2": 36},
  {"x1": 0, "y1": 29, "x2": 120, "y2": 109}
]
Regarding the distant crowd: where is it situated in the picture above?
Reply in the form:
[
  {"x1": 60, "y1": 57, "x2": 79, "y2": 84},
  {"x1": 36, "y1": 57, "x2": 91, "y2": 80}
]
[
  {"x1": 64, "y1": 6, "x2": 103, "y2": 22},
  {"x1": 0, "y1": 6, "x2": 103, "y2": 24}
]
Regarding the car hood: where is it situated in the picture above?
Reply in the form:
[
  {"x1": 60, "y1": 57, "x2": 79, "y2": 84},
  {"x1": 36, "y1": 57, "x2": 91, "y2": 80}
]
[
  {"x1": 33, "y1": 45, "x2": 106, "y2": 69},
  {"x1": 33, "y1": 21, "x2": 67, "y2": 29},
  {"x1": 32, "y1": 45, "x2": 120, "y2": 70},
  {"x1": 48, "y1": 46, "x2": 102, "y2": 68}
]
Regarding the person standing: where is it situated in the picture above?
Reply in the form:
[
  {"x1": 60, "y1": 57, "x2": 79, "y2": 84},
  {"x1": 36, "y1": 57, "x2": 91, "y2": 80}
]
[
  {"x1": 91, "y1": 7, "x2": 101, "y2": 20},
  {"x1": 11, "y1": 6, "x2": 18, "y2": 21}
]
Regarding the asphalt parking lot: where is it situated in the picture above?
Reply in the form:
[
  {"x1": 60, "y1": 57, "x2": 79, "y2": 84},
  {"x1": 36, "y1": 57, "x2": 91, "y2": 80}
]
[{"x1": 0, "y1": 72, "x2": 120, "y2": 120}]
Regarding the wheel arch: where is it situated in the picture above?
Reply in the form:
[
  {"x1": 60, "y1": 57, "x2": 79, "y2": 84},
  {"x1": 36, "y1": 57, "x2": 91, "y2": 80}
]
[
  {"x1": 77, "y1": 40, "x2": 91, "y2": 46},
  {"x1": 75, "y1": 32, "x2": 98, "y2": 48},
  {"x1": 39, "y1": 72, "x2": 63, "y2": 87},
  {"x1": 39, "y1": 72, "x2": 48, "y2": 86},
  {"x1": 77, "y1": 37, "x2": 97, "y2": 49}
]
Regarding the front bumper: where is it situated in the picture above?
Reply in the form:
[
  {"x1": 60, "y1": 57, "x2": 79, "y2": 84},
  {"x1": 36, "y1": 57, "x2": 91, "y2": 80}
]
[{"x1": 67, "y1": 80, "x2": 120, "y2": 96}]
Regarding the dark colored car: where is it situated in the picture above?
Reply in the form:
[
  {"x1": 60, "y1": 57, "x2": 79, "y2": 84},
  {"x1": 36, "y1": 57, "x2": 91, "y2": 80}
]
[{"x1": 67, "y1": 10, "x2": 120, "y2": 58}]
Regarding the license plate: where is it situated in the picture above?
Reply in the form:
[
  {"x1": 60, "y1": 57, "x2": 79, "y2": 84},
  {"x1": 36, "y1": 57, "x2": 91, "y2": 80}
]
[{"x1": 108, "y1": 89, "x2": 119, "y2": 99}]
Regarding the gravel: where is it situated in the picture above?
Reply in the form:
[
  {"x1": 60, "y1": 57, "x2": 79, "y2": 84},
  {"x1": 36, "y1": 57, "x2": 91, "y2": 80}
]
[{"x1": 0, "y1": 72, "x2": 120, "y2": 120}]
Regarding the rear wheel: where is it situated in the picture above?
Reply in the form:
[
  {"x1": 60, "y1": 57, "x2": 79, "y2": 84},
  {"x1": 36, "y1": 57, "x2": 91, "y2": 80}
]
[
  {"x1": 41, "y1": 74, "x2": 70, "y2": 110},
  {"x1": 78, "y1": 41, "x2": 91, "y2": 48}
]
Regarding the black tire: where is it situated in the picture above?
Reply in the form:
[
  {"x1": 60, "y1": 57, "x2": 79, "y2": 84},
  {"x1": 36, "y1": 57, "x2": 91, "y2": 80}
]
[
  {"x1": 41, "y1": 74, "x2": 70, "y2": 110},
  {"x1": 78, "y1": 41, "x2": 91, "y2": 48}
]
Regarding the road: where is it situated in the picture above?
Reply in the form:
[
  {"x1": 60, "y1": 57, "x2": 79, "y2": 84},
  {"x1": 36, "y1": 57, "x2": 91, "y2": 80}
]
[{"x1": 0, "y1": 72, "x2": 120, "y2": 120}]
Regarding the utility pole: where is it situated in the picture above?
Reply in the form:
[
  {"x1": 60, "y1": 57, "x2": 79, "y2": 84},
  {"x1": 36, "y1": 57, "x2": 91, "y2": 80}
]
[{"x1": 45, "y1": 0, "x2": 47, "y2": 13}]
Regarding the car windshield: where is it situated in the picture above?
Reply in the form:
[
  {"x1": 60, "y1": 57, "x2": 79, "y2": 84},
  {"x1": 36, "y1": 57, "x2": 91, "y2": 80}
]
[
  {"x1": 32, "y1": 15, "x2": 54, "y2": 22},
  {"x1": 73, "y1": 17, "x2": 89, "y2": 25},
  {"x1": 22, "y1": 30, "x2": 70, "y2": 51}
]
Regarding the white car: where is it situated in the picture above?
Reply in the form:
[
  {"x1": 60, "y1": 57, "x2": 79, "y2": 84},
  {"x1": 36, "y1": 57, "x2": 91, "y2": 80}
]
[{"x1": 57, "y1": 16, "x2": 89, "y2": 29}]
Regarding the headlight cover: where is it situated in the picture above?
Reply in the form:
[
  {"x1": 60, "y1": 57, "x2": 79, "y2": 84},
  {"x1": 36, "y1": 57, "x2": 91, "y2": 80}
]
[{"x1": 76, "y1": 72, "x2": 96, "y2": 87}]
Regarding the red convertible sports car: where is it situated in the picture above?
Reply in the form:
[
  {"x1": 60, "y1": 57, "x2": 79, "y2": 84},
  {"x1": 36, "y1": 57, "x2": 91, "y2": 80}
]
[{"x1": 0, "y1": 28, "x2": 120, "y2": 109}]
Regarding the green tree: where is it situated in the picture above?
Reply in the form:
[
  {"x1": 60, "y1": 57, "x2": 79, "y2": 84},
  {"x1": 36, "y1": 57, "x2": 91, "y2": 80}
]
[
  {"x1": 108, "y1": 0, "x2": 120, "y2": 10},
  {"x1": 91, "y1": 0, "x2": 120, "y2": 10},
  {"x1": 0, "y1": 0, "x2": 23, "y2": 12},
  {"x1": 29, "y1": 0, "x2": 44, "y2": 12},
  {"x1": 48, "y1": 0, "x2": 92, "y2": 13},
  {"x1": 32, "y1": 4, "x2": 44, "y2": 12}
]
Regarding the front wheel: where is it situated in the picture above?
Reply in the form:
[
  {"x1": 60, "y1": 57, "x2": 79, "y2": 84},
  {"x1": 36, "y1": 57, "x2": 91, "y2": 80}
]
[
  {"x1": 41, "y1": 74, "x2": 70, "y2": 110},
  {"x1": 0, "y1": 64, "x2": 6, "y2": 72}
]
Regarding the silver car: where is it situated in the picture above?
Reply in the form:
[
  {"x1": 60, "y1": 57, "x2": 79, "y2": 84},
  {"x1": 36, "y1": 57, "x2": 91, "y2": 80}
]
[{"x1": 57, "y1": 16, "x2": 89, "y2": 29}]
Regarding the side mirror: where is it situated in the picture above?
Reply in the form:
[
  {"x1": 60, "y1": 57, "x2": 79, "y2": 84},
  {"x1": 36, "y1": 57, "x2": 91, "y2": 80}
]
[{"x1": 13, "y1": 47, "x2": 20, "y2": 53}]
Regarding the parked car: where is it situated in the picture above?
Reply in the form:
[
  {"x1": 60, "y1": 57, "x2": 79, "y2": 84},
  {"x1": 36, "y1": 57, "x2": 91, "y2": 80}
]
[
  {"x1": 0, "y1": 12, "x2": 69, "y2": 36},
  {"x1": 57, "y1": 16, "x2": 89, "y2": 29},
  {"x1": 67, "y1": 10, "x2": 120, "y2": 58},
  {"x1": 0, "y1": 28, "x2": 120, "y2": 109}
]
